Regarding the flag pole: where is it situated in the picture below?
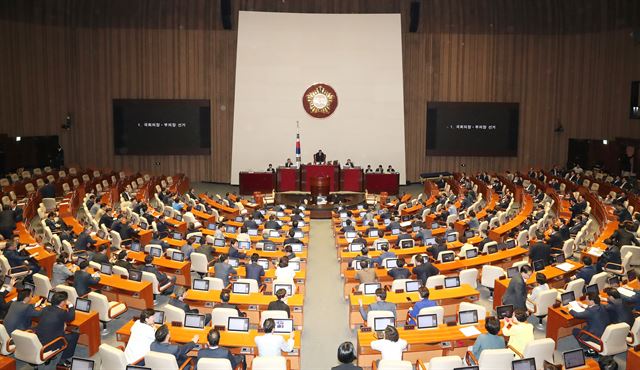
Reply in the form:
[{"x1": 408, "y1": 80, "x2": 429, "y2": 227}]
[{"x1": 295, "y1": 121, "x2": 301, "y2": 169}]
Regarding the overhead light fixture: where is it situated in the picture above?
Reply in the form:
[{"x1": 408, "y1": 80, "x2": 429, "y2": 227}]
[
  {"x1": 15, "y1": 136, "x2": 21, "y2": 142},
  {"x1": 603, "y1": 139, "x2": 608, "y2": 145}
]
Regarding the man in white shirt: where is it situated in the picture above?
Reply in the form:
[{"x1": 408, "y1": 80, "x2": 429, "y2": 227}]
[
  {"x1": 124, "y1": 309, "x2": 157, "y2": 363},
  {"x1": 254, "y1": 318, "x2": 295, "y2": 356},
  {"x1": 370, "y1": 326, "x2": 407, "y2": 361}
]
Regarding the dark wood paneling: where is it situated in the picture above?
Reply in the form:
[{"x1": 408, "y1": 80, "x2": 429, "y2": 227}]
[{"x1": 1, "y1": 0, "x2": 639, "y2": 182}]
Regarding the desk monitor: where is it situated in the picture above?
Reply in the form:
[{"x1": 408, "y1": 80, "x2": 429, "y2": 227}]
[
  {"x1": 174, "y1": 214, "x2": 183, "y2": 222},
  {"x1": 373, "y1": 316, "x2": 395, "y2": 332},
  {"x1": 276, "y1": 212, "x2": 285, "y2": 217},
  {"x1": 405, "y1": 280, "x2": 421, "y2": 293},
  {"x1": 127, "y1": 366, "x2": 151, "y2": 370},
  {"x1": 555, "y1": 254, "x2": 566, "y2": 264},
  {"x1": 184, "y1": 314, "x2": 206, "y2": 329},
  {"x1": 213, "y1": 238, "x2": 225, "y2": 247},
  {"x1": 171, "y1": 252, "x2": 185, "y2": 262},
  {"x1": 130, "y1": 242, "x2": 141, "y2": 252},
  {"x1": 497, "y1": 243, "x2": 507, "y2": 251},
  {"x1": 232, "y1": 282, "x2": 250, "y2": 294},
  {"x1": 289, "y1": 260, "x2": 301, "y2": 271},
  {"x1": 257, "y1": 259, "x2": 270, "y2": 270},
  {"x1": 368, "y1": 229, "x2": 379, "y2": 238},
  {"x1": 628, "y1": 270, "x2": 637, "y2": 282},
  {"x1": 192, "y1": 279, "x2": 210, "y2": 291},
  {"x1": 344, "y1": 231, "x2": 357, "y2": 239},
  {"x1": 416, "y1": 313, "x2": 438, "y2": 329},
  {"x1": 76, "y1": 256, "x2": 87, "y2": 266},
  {"x1": 349, "y1": 243, "x2": 364, "y2": 252},
  {"x1": 149, "y1": 247, "x2": 162, "y2": 258},
  {"x1": 444, "y1": 276, "x2": 461, "y2": 288},
  {"x1": 496, "y1": 305, "x2": 514, "y2": 319},
  {"x1": 276, "y1": 220, "x2": 284, "y2": 227},
  {"x1": 172, "y1": 232, "x2": 182, "y2": 240},
  {"x1": 357, "y1": 205, "x2": 364, "y2": 210},
  {"x1": 466, "y1": 248, "x2": 479, "y2": 259},
  {"x1": 507, "y1": 267, "x2": 519, "y2": 279},
  {"x1": 274, "y1": 283, "x2": 293, "y2": 297},
  {"x1": 465, "y1": 230, "x2": 475, "y2": 238},
  {"x1": 226, "y1": 226, "x2": 237, "y2": 234},
  {"x1": 585, "y1": 284, "x2": 599, "y2": 295},
  {"x1": 268, "y1": 230, "x2": 280, "y2": 238},
  {"x1": 207, "y1": 223, "x2": 217, "y2": 230},
  {"x1": 100, "y1": 264, "x2": 113, "y2": 275},
  {"x1": 353, "y1": 261, "x2": 363, "y2": 271},
  {"x1": 153, "y1": 310, "x2": 165, "y2": 324},
  {"x1": 391, "y1": 228, "x2": 400, "y2": 235},
  {"x1": 505, "y1": 239, "x2": 516, "y2": 249},
  {"x1": 273, "y1": 318, "x2": 294, "y2": 333},
  {"x1": 400, "y1": 221, "x2": 411, "y2": 228},
  {"x1": 75, "y1": 298, "x2": 92, "y2": 313},
  {"x1": 339, "y1": 212, "x2": 348, "y2": 218},
  {"x1": 563, "y1": 349, "x2": 586, "y2": 369},
  {"x1": 375, "y1": 241, "x2": 389, "y2": 251},
  {"x1": 561, "y1": 291, "x2": 576, "y2": 306},
  {"x1": 293, "y1": 231, "x2": 304, "y2": 238},
  {"x1": 164, "y1": 209, "x2": 172, "y2": 217},
  {"x1": 458, "y1": 310, "x2": 479, "y2": 325},
  {"x1": 238, "y1": 241, "x2": 251, "y2": 250},
  {"x1": 487, "y1": 244, "x2": 498, "y2": 254},
  {"x1": 47, "y1": 290, "x2": 56, "y2": 303},
  {"x1": 235, "y1": 216, "x2": 244, "y2": 222},
  {"x1": 71, "y1": 358, "x2": 95, "y2": 370},
  {"x1": 512, "y1": 358, "x2": 536, "y2": 370},
  {"x1": 227, "y1": 317, "x2": 250, "y2": 332},
  {"x1": 608, "y1": 276, "x2": 620, "y2": 287},
  {"x1": 363, "y1": 283, "x2": 381, "y2": 295},
  {"x1": 425, "y1": 238, "x2": 437, "y2": 246},
  {"x1": 227, "y1": 258, "x2": 239, "y2": 268},
  {"x1": 441, "y1": 252, "x2": 455, "y2": 262},
  {"x1": 446, "y1": 234, "x2": 457, "y2": 242},
  {"x1": 384, "y1": 259, "x2": 399, "y2": 269},
  {"x1": 262, "y1": 242, "x2": 277, "y2": 252},
  {"x1": 399, "y1": 240, "x2": 413, "y2": 249},
  {"x1": 431, "y1": 222, "x2": 440, "y2": 229},
  {"x1": 290, "y1": 243, "x2": 303, "y2": 252},
  {"x1": 247, "y1": 229, "x2": 258, "y2": 236},
  {"x1": 129, "y1": 270, "x2": 142, "y2": 282},
  {"x1": 532, "y1": 260, "x2": 545, "y2": 272},
  {"x1": 413, "y1": 226, "x2": 421, "y2": 232},
  {"x1": 96, "y1": 230, "x2": 106, "y2": 239}
]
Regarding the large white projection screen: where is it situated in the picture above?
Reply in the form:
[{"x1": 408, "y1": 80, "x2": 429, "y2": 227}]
[{"x1": 231, "y1": 11, "x2": 406, "y2": 184}]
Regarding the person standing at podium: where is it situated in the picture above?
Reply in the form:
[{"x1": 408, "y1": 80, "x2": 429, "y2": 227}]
[
  {"x1": 313, "y1": 149, "x2": 326, "y2": 164},
  {"x1": 284, "y1": 158, "x2": 294, "y2": 167}
]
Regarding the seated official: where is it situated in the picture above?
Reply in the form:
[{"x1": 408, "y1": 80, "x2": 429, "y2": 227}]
[
  {"x1": 387, "y1": 258, "x2": 411, "y2": 280},
  {"x1": 216, "y1": 290, "x2": 245, "y2": 317},
  {"x1": 255, "y1": 318, "x2": 295, "y2": 357},
  {"x1": 264, "y1": 215, "x2": 281, "y2": 230},
  {"x1": 90, "y1": 244, "x2": 110, "y2": 265},
  {"x1": 502, "y1": 265, "x2": 533, "y2": 310},
  {"x1": 570, "y1": 291, "x2": 611, "y2": 350},
  {"x1": 407, "y1": 287, "x2": 437, "y2": 325},
  {"x1": 150, "y1": 324, "x2": 198, "y2": 367},
  {"x1": 355, "y1": 261, "x2": 377, "y2": 284},
  {"x1": 181, "y1": 236, "x2": 196, "y2": 260},
  {"x1": 197, "y1": 329, "x2": 246, "y2": 370},
  {"x1": 142, "y1": 255, "x2": 176, "y2": 294},
  {"x1": 124, "y1": 309, "x2": 157, "y2": 364},
  {"x1": 73, "y1": 261, "x2": 101, "y2": 296},
  {"x1": 114, "y1": 250, "x2": 136, "y2": 271},
  {"x1": 574, "y1": 256, "x2": 596, "y2": 284},
  {"x1": 471, "y1": 317, "x2": 505, "y2": 359},
  {"x1": 603, "y1": 287, "x2": 634, "y2": 326},
  {"x1": 245, "y1": 253, "x2": 265, "y2": 285},
  {"x1": 3, "y1": 241, "x2": 40, "y2": 281},
  {"x1": 358, "y1": 288, "x2": 396, "y2": 321},
  {"x1": 370, "y1": 325, "x2": 407, "y2": 361},
  {"x1": 51, "y1": 253, "x2": 73, "y2": 287},
  {"x1": 197, "y1": 239, "x2": 216, "y2": 262},
  {"x1": 3, "y1": 288, "x2": 41, "y2": 334},
  {"x1": 332, "y1": 341, "x2": 363, "y2": 370},
  {"x1": 35, "y1": 291, "x2": 79, "y2": 368},
  {"x1": 214, "y1": 255, "x2": 237, "y2": 287},
  {"x1": 501, "y1": 309, "x2": 534, "y2": 355},
  {"x1": 412, "y1": 255, "x2": 439, "y2": 285},
  {"x1": 74, "y1": 227, "x2": 97, "y2": 251},
  {"x1": 352, "y1": 248, "x2": 373, "y2": 267},
  {"x1": 274, "y1": 256, "x2": 296, "y2": 283},
  {"x1": 525, "y1": 273, "x2": 549, "y2": 311},
  {"x1": 267, "y1": 288, "x2": 291, "y2": 318},
  {"x1": 169, "y1": 291, "x2": 212, "y2": 325}
]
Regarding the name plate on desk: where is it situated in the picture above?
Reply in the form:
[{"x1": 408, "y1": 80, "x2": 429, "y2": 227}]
[
  {"x1": 205, "y1": 302, "x2": 213, "y2": 308},
  {"x1": 265, "y1": 278, "x2": 272, "y2": 283},
  {"x1": 132, "y1": 293, "x2": 139, "y2": 298},
  {"x1": 103, "y1": 286, "x2": 112, "y2": 292},
  {"x1": 174, "y1": 270, "x2": 181, "y2": 274},
  {"x1": 289, "y1": 349, "x2": 299, "y2": 355},
  {"x1": 293, "y1": 306, "x2": 303, "y2": 312},
  {"x1": 240, "y1": 347, "x2": 253, "y2": 354},
  {"x1": 248, "y1": 305, "x2": 257, "y2": 311}
]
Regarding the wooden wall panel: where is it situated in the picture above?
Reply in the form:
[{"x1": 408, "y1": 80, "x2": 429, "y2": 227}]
[{"x1": 0, "y1": 0, "x2": 639, "y2": 182}]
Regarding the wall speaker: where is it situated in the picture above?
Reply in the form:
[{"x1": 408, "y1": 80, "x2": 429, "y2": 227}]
[
  {"x1": 221, "y1": 0, "x2": 232, "y2": 30},
  {"x1": 409, "y1": 1, "x2": 420, "y2": 33}
]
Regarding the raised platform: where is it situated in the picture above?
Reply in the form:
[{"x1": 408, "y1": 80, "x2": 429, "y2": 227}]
[{"x1": 275, "y1": 191, "x2": 366, "y2": 219}]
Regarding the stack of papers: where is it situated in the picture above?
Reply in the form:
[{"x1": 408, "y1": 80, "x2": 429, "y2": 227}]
[
  {"x1": 459, "y1": 326, "x2": 481, "y2": 337},
  {"x1": 587, "y1": 247, "x2": 604, "y2": 257},
  {"x1": 568, "y1": 301, "x2": 585, "y2": 313},
  {"x1": 555, "y1": 262, "x2": 574, "y2": 272},
  {"x1": 617, "y1": 287, "x2": 636, "y2": 298}
]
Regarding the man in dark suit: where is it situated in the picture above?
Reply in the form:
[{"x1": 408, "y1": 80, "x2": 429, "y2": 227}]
[
  {"x1": 168, "y1": 291, "x2": 211, "y2": 324},
  {"x1": 197, "y1": 240, "x2": 216, "y2": 263},
  {"x1": 245, "y1": 253, "x2": 265, "y2": 285},
  {"x1": 73, "y1": 261, "x2": 101, "y2": 296},
  {"x1": 3, "y1": 288, "x2": 41, "y2": 334},
  {"x1": 0, "y1": 205, "x2": 17, "y2": 239},
  {"x1": 570, "y1": 291, "x2": 611, "y2": 348},
  {"x1": 267, "y1": 288, "x2": 291, "y2": 317},
  {"x1": 0, "y1": 278, "x2": 17, "y2": 319},
  {"x1": 412, "y1": 255, "x2": 440, "y2": 285},
  {"x1": 155, "y1": 215, "x2": 170, "y2": 237},
  {"x1": 528, "y1": 233, "x2": 552, "y2": 267},
  {"x1": 38, "y1": 179, "x2": 56, "y2": 199},
  {"x1": 3, "y1": 241, "x2": 39, "y2": 281},
  {"x1": 74, "y1": 227, "x2": 96, "y2": 251},
  {"x1": 242, "y1": 215, "x2": 258, "y2": 230},
  {"x1": 89, "y1": 245, "x2": 110, "y2": 265},
  {"x1": 142, "y1": 255, "x2": 175, "y2": 294},
  {"x1": 150, "y1": 325, "x2": 198, "y2": 366},
  {"x1": 197, "y1": 329, "x2": 245, "y2": 370},
  {"x1": 263, "y1": 215, "x2": 281, "y2": 231},
  {"x1": 502, "y1": 264, "x2": 532, "y2": 310},
  {"x1": 98, "y1": 208, "x2": 115, "y2": 228},
  {"x1": 387, "y1": 258, "x2": 411, "y2": 280},
  {"x1": 427, "y1": 238, "x2": 448, "y2": 260},
  {"x1": 610, "y1": 222, "x2": 640, "y2": 247},
  {"x1": 603, "y1": 288, "x2": 634, "y2": 326},
  {"x1": 313, "y1": 149, "x2": 326, "y2": 163},
  {"x1": 35, "y1": 291, "x2": 78, "y2": 367},
  {"x1": 574, "y1": 256, "x2": 597, "y2": 285},
  {"x1": 8, "y1": 201, "x2": 23, "y2": 223}
]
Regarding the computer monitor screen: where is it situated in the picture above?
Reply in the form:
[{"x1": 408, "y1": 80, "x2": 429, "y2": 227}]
[
  {"x1": 563, "y1": 349, "x2": 586, "y2": 369},
  {"x1": 184, "y1": 314, "x2": 205, "y2": 329},
  {"x1": 368, "y1": 229, "x2": 379, "y2": 237},
  {"x1": 400, "y1": 240, "x2": 413, "y2": 249},
  {"x1": 442, "y1": 252, "x2": 455, "y2": 262},
  {"x1": 511, "y1": 358, "x2": 536, "y2": 370},
  {"x1": 153, "y1": 310, "x2": 165, "y2": 324},
  {"x1": 373, "y1": 317, "x2": 395, "y2": 331},
  {"x1": 238, "y1": 241, "x2": 251, "y2": 250},
  {"x1": 628, "y1": 270, "x2": 637, "y2": 282},
  {"x1": 269, "y1": 230, "x2": 280, "y2": 238},
  {"x1": 507, "y1": 267, "x2": 519, "y2": 279},
  {"x1": 192, "y1": 279, "x2": 209, "y2": 291},
  {"x1": 561, "y1": 291, "x2": 575, "y2": 306},
  {"x1": 383, "y1": 219, "x2": 391, "y2": 225},
  {"x1": 100, "y1": 264, "x2": 112, "y2": 275},
  {"x1": 289, "y1": 260, "x2": 301, "y2": 271},
  {"x1": 505, "y1": 239, "x2": 516, "y2": 249},
  {"x1": 235, "y1": 216, "x2": 244, "y2": 222},
  {"x1": 149, "y1": 247, "x2": 162, "y2": 257},
  {"x1": 391, "y1": 228, "x2": 400, "y2": 235},
  {"x1": 446, "y1": 234, "x2": 456, "y2": 242},
  {"x1": 405, "y1": 280, "x2": 421, "y2": 292},
  {"x1": 532, "y1": 260, "x2": 545, "y2": 272},
  {"x1": 232, "y1": 282, "x2": 250, "y2": 294},
  {"x1": 290, "y1": 243, "x2": 303, "y2": 252},
  {"x1": 293, "y1": 231, "x2": 304, "y2": 238},
  {"x1": 172, "y1": 232, "x2": 182, "y2": 240},
  {"x1": 227, "y1": 317, "x2": 250, "y2": 332},
  {"x1": 487, "y1": 245, "x2": 498, "y2": 254},
  {"x1": 75, "y1": 298, "x2": 92, "y2": 313},
  {"x1": 555, "y1": 254, "x2": 566, "y2": 264},
  {"x1": 339, "y1": 212, "x2": 348, "y2": 218},
  {"x1": 227, "y1": 226, "x2": 237, "y2": 233},
  {"x1": 363, "y1": 283, "x2": 381, "y2": 295},
  {"x1": 274, "y1": 284, "x2": 293, "y2": 297},
  {"x1": 207, "y1": 223, "x2": 217, "y2": 230},
  {"x1": 276, "y1": 212, "x2": 285, "y2": 217},
  {"x1": 413, "y1": 226, "x2": 421, "y2": 232},
  {"x1": 465, "y1": 230, "x2": 475, "y2": 238},
  {"x1": 425, "y1": 238, "x2": 437, "y2": 245},
  {"x1": 444, "y1": 276, "x2": 461, "y2": 288},
  {"x1": 376, "y1": 241, "x2": 389, "y2": 250},
  {"x1": 384, "y1": 259, "x2": 399, "y2": 269},
  {"x1": 466, "y1": 248, "x2": 479, "y2": 259},
  {"x1": 497, "y1": 243, "x2": 507, "y2": 251},
  {"x1": 130, "y1": 242, "x2": 141, "y2": 252},
  {"x1": 47, "y1": 290, "x2": 56, "y2": 303},
  {"x1": 227, "y1": 258, "x2": 239, "y2": 267},
  {"x1": 458, "y1": 310, "x2": 479, "y2": 325},
  {"x1": 585, "y1": 284, "x2": 599, "y2": 295},
  {"x1": 262, "y1": 242, "x2": 277, "y2": 252},
  {"x1": 129, "y1": 270, "x2": 142, "y2": 282},
  {"x1": 272, "y1": 318, "x2": 294, "y2": 333},
  {"x1": 416, "y1": 313, "x2": 438, "y2": 329},
  {"x1": 344, "y1": 231, "x2": 357, "y2": 239},
  {"x1": 431, "y1": 222, "x2": 440, "y2": 229},
  {"x1": 247, "y1": 229, "x2": 258, "y2": 236},
  {"x1": 174, "y1": 214, "x2": 183, "y2": 222},
  {"x1": 349, "y1": 243, "x2": 363, "y2": 252},
  {"x1": 257, "y1": 259, "x2": 270, "y2": 270},
  {"x1": 71, "y1": 358, "x2": 95, "y2": 370},
  {"x1": 213, "y1": 238, "x2": 225, "y2": 247},
  {"x1": 496, "y1": 305, "x2": 514, "y2": 319},
  {"x1": 608, "y1": 276, "x2": 620, "y2": 287},
  {"x1": 76, "y1": 256, "x2": 87, "y2": 265},
  {"x1": 171, "y1": 252, "x2": 184, "y2": 262}
]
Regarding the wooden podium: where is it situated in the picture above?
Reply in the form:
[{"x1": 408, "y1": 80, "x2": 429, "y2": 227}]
[
  {"x1": 300, "y1": 164, "x2": 339, "y2": 192},
  {"x1": 310, "y1": 176, "x2": 330, "y2": 199}
]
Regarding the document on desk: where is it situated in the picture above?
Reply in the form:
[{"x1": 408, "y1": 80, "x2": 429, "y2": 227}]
[
  {"x1": 555, "y1": 262, "x2": 574, "y2": 272},
  {"x1": 617, "y1": 287, "x2": 636, "y2": 298},
  {"x1": 568, "y1": 301, "x2": 585, "y2": 313},
  {"x1": 459, "y1": 326, "x2": 481, "y2": 337},
  {"x1": 587, "y1": 247, "x2": 604, "y2": 257}
]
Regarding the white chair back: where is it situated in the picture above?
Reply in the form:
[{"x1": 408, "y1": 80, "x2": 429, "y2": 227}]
[
  {"x1": 196, "y1": 358, "x2": 232, "y2": 370},
  {"x1": 211, "y1": 307, "x2": 239, "y2": 328},
  {"x1": 378, "y1": 360, "x2": 414, "y2": 370},
  {"x1": 366, "y1": 310, "x2": 395, "y2": 328},
  {"x1": 252, "y1": 356, "x2": 287, "y2": 370},
  {"x1": 99, "y1": 343, "x2": 128, "y2": 370},
  {"x1": 522, "y1": 338, "x2": 555, "y2": 370},
  {"x1": 145, "y1": 351, "x2": 180, "y2": 370},
  {"x1": 477, "y1": 348, "x2": 515, "y2": 370},
  {"x1": 459, "y1": 268, "x2": 478, "y2": 288},
  {"x1": 427, "y1": 356, "x2": 463, "y2": 370},
  {"x1": 417, "y1": 306, "x2": 444, "y2": 325}
]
